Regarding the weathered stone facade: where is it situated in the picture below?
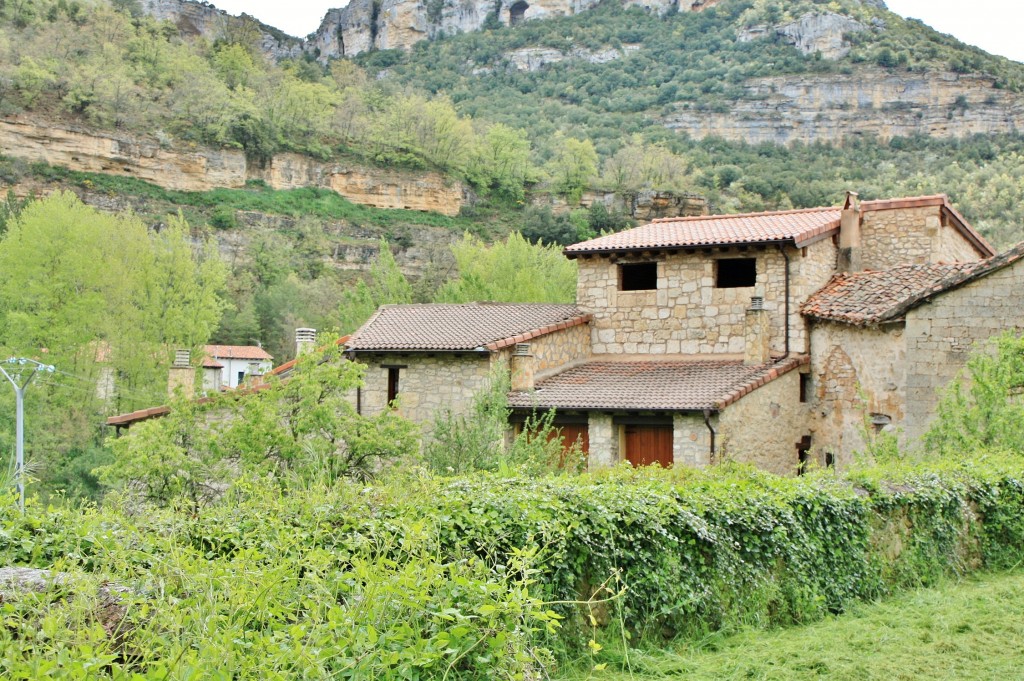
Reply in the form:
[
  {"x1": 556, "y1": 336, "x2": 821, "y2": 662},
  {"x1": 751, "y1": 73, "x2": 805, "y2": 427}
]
[
  {"x1": 577, "y1": 238, "x2": 837, "y2": 357},
  {"x1": 718, "y1": 370, "x2": 808, "y2": 476},
  {"x1": 903, "y1": 259, "x2": 1024, "y2": 441},
  {"x1": 859, "y1": 206, "x2": 981, "y2": 270},
  {"x1": 808, "y1": 321, "x2": 906, "y2": 461}
]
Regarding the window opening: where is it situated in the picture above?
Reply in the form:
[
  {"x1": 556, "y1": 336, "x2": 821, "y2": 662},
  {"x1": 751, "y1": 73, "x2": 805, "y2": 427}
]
[
  {"x1": 796, "y1": 435, "x2": 812, "y2": 475},
  {"x1": 715, "y1": 258, "x2": 756, "y2": 288},
  {"x1": 799, "y1": 373, "x2": 811, "y2": 403},
  {"x1": 824, "y1": 452, "x2": 835, "y2": 468},
  {"x1": 236, "y1": 370, "x2": 245, "y2": 386},
  {"x1": 387, "y1": 367, "x2": 400, "y2": 404},
  {"x1": 619, "y1": 262, "x2": 658, "y2": 291}
]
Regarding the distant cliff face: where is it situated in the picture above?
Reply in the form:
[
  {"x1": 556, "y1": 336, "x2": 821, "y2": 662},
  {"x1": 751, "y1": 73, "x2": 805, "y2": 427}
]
[
  {"x1": 662, "y1": 68, "x2": 1024, "y2": 144},
  {"x1": 140, "y1": 0, "x2": 304, "y2": 60},
  {"x1": 0, "y1": 117, "x2": 467, "y2": 216}
]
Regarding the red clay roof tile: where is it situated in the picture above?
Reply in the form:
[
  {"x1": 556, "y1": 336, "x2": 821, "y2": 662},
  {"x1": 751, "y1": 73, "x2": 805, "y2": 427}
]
[
  {"x1": 508, "y1": 356, "x2": 807, "y2": 411},
  {"x1": 346, "y1": 303, "x2": 590, "y2": 352}
]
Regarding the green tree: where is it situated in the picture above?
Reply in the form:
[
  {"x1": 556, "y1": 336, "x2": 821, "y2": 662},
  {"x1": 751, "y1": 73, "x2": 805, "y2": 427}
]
[
  {"x1": 546, "y1": 135, "x2": 598, "y2": 203},
  {"x1": 434, "y1": 232, "x2": 577, "y2": 303},
  {"x1": 337, "y1": 239, "x2": 413, "y2": 333}
]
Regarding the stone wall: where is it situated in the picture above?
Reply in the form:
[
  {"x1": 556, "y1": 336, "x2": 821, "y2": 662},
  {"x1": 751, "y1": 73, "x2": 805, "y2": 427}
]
[
  {"x1": 903, "y1": 259, "x2": 1024, "y2": 442},
  {"x1": 577, "y1": 240, "x2": 836, "y2": 357},
  {"x1": 521, "y1": 323, "x2": 593, "y2": 377},
  {"x1": 0, "y1": 117, "x2": 466, "y2": 216},
  {"x1": 673, "y1": 413, "x2": 713, "y2": 469},
  {"x1": 717, "y1": 370, "x2": 808, "y2": 476},
  {"x1": 355, "y1": 352, "x2": 493, "y2": 438},
  {"x1": 859, "y1": 206, "x2": 982, "y2": 269},
  {"x1": 808, "y1": 321, "x2": 906, "y2": 462},
  {"x1": 587, "y1": 414, "x2": 619, "y2": 469}
]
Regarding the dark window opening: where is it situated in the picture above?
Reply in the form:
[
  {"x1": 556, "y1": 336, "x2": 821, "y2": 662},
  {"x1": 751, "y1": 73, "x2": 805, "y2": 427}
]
[
  {"x1": 824, "y1": 452, "x2": 835, "y2": 468},
  {"x1": 236, "y1": 370, "x2": 245, "y2": 385},
  {"x1": 796, "y1": 435, "x2": 812, "y2": 476},
  {"x1": 387, "y1": 367, "x2": 400, "y2": 404},
  {"x1": 716, "y1": 258, "x2": 757, "y2": 288},
  {"x1": 619, "y1": 262, "x2": 658, "y2": 291},
  {"x1": 509, "y1": 0, "x2": 528, "y2": 25},
  {"x1": 799, "y1": 373, "x2": 811, "y2": 403}
]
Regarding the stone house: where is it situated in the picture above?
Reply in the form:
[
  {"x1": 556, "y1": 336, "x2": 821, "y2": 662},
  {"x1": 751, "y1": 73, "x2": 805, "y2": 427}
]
[
  {"x1": 111, "y1": 193, "x2": 1023, "y2": 475},
  {"x1": 345, "y1": 193, "x2": 1021, "y2": 474}
]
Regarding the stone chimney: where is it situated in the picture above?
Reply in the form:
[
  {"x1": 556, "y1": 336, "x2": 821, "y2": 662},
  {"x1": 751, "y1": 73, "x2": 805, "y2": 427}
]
[
  {"x1": 510, "y1": 343, "x2": 535, "y2": 391},
  {"x1": 295, "y1": 328, "x2": 316, "y2": 357},
  {"x1": 743, "y1": 297, "x2": 772, "y2": 366},
  {"x1": 838, "y1": 190, "x2": 862, "y2": 273},
  {"x1": 167, "y1": 349, "x2": 195, "y2": 399}
]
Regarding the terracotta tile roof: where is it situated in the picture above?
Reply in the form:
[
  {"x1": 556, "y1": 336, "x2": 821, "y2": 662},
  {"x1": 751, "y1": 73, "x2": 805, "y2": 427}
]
[
  {"x1": 346, "y1": 303, "x2": 591, "y2": 352},
  {"x1": 203, "y1": 344, "x2": 273, "y2": 361},
  {"x1": 508, "y1": 356, "x2": 808, "y2": 412},
  {"x1": 564, "y1": 207, "x2": 842, "y2": 256},
  {"x1": 268, "y1": 335, "x2": 351, "y2": 378},
  {"x1": 802, "y1": 242, "x2": 1024, "y2": 326},
  {"x1": 201, "y1": 357, "x2": 224, "y2": 369}
]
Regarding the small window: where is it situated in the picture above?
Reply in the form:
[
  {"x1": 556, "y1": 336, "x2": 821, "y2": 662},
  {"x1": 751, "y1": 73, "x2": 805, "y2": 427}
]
[
  {"x1": 387, "y1": 367, "x2": 400, "y2": 404},
  {"x1": 796, "y1": 435, "x2": 812, "y2": 476},
  {"x1": 237, "y1": 370, "x2": 246, "y2": 385},
  {"x1": 799, "y1": 373, "x2": 811, "y2": 403},
  {"x1": 824, "y1": 452, "x2": 835, "y2": 468},
  {"x1": 715, "y1": 258, "x2": 756, "y2": 288},
  {"x1": 619, "y1": 262, "x2": 658, "y2": 291}
]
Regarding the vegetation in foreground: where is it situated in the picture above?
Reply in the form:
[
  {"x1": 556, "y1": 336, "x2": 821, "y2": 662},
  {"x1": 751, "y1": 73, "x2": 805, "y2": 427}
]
[{"x1": 559, "y1": 569, "x2": 1024, "y2": 681}]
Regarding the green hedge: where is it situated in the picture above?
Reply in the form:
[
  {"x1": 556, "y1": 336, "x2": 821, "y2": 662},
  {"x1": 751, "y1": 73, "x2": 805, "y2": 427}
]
[{"x1": 1, "y1": 458, "x2": 1023, "y2": 676}]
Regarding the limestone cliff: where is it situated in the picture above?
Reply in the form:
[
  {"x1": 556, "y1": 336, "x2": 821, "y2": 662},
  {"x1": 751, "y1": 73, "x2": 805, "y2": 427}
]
[
  {"x1": 0, "y1": 117, "x2": 466, "y2": 216},
  {"x1": 663, "y1": 68, "x2": 1024, "y2": 144}
]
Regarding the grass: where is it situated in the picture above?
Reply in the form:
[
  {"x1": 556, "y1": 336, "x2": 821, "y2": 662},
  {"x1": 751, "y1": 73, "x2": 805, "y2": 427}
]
[{"x1": 562, "y1": 570, "x2": 1024, "y2": 681}]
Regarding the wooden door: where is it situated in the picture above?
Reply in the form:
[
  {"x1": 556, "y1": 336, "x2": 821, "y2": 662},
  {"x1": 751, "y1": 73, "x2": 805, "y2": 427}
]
[
  {"x1": 624, "y1": 424, "x2": 673, "y2": 468},
  {"x1": 546, "y1": 424, "x2": 589, "y2": 468}
]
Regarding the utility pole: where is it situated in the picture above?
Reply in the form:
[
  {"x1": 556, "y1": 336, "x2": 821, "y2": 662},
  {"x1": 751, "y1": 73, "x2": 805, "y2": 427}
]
[{"x1": 0, "y1": 358, "x2": 55, "y2": 513}]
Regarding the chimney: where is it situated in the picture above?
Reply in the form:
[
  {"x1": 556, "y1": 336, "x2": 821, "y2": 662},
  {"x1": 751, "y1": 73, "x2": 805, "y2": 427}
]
[
  {"x1": 245, "y1": 361, "x2": 265, "y2": 387},
  {"x1": 838, "y1": 190, "x2": 862, "y2": 272},
  {"x1": 295, "y1": 328, "x2": 316, "y2": 357},
  {"x1": 744, "y1": 297, "x2": 771, "y2": 366},
  {"x1": 510, "y1": 343, "x2": 535, "y2": 391},
  {"x1": 167, "y1": 349, "x2": 195, "y2": 399}
]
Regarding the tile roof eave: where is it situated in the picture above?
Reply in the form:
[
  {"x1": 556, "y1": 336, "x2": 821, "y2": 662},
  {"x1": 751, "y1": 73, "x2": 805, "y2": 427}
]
[
  {"x1": 713, "y1": 355, "x2": 810, "y2": 410},
  {"x1": 564, "y1": 237, "x2": 802, "y2": 259},
  {"x1": 484, "y1": 314, "x2": 593, "y2": 351}
]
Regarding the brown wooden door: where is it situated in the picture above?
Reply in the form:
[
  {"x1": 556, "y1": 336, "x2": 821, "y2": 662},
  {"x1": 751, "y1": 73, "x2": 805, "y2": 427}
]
[
  {"x1": 546, "y1": 424, "x2": 589, "y2": 468},
  {"x1": 624, "y1": 424, "x2": 673, "y2": 468}
]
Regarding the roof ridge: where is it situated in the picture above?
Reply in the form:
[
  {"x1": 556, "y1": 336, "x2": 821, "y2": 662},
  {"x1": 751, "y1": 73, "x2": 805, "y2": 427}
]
[{"x1": 650, "y1": 205, "x2": 839, "y2": 224}]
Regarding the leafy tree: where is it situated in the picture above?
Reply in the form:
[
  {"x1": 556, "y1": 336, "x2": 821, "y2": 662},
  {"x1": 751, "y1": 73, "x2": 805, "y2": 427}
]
[
  {"x1": 545, "y1": 135, "x2": 598, "y2": 203},
  {"x1": 924, "y1": 333, "x2": 1024, "y2": 457},
  {"x1": 337, "y1": 239, "x2": 413, "y2": 333},
  {"x1": 434, "y1": 232, "x2": 577, "y2": 303}
]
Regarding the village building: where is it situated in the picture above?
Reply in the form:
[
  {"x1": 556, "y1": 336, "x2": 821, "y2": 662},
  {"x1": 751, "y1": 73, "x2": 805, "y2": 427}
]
[
  {"x1": 202, "y1": 344, "x2": 274, "y2": 390},
  {"x1": 110, "y1": 193, "x2": 1024, "y2": 475}
]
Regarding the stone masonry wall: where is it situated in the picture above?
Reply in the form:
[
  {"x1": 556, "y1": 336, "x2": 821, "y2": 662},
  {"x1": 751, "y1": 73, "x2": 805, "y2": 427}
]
[
  {"x1": 903, "y1": 259, "x2": 1024, "y2": 442},
  {"x1": 717, "y1": 370, "x2": 808, "y2": 476},
  {"x1": 808, "y1": 321, "x2": 906, "y2": 463},
  {"x1": 587, "y1": 414, "x2": 619, "y2": 469},
  {"x1": 859, "y1": 206, "x2": 982, "y2": 270},
  {"x1": 523, "y1": 323, "x2": 593, "y2": 377},
  {"x1": 356, "y1": 352, "x2": 492, "y2": 439},
  {"x1": 673, "y1": 413, "x2": 713, "y2": 469},
  {"x1": 577, "y1": 239, "x2": 836, "y2": 357}
]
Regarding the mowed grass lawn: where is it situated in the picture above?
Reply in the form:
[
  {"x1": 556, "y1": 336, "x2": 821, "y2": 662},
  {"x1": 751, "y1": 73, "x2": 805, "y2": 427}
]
[{"x1": 562, "y1": 570, "x2": 1024, "y2": 680}]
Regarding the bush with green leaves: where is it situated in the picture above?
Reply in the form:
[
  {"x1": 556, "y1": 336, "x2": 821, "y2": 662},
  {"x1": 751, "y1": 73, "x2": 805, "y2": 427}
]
[{"x1": 1, "y1": 455, "x2": 1023, "y2": 675}]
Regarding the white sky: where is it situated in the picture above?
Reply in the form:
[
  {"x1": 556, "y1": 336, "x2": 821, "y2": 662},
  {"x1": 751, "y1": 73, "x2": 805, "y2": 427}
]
[{"x1": 210, "y1": 0, "x2": 1024, "y2": 63}]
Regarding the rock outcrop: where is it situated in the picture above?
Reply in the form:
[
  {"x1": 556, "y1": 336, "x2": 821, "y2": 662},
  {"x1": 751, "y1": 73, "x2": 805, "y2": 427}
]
[
  {"x1": 663, "y1": 68, "x2": 1024, "y2": 145},
  {"x1": 141, "y1": 0, "x2": 303, "y2": 60},
  {"x1": 739, "y1": 12, "x2": 868, "y2": 60},
  {"x1": 0, "y1": 117, "x2": 466, "y2": 216}
]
